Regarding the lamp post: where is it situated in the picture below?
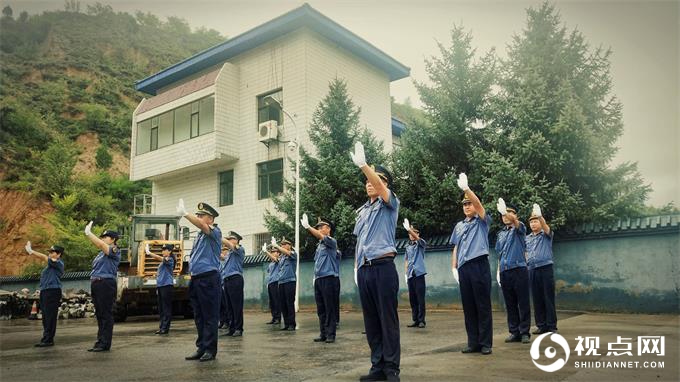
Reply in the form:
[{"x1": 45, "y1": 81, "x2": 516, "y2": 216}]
[{"x1": 263, "y1": 96, "x2": 301, "y2": 312}]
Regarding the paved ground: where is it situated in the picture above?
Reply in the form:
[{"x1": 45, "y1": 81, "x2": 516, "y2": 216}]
[{"x1": 0, "y1": 309, "x2": 677, "y2": 381}]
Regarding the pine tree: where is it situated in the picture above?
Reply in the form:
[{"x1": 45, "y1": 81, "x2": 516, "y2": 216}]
[{"x1": 264, "y1": 79, "x2": 387, "y2": 258}]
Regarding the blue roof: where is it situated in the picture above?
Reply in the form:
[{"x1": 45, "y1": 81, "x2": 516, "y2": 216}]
[{"x1": 135, "y1": 3, "x2": 410, "y2": 95}]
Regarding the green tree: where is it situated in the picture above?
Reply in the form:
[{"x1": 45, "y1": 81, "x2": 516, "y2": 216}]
[
  {"x1": 264, "y1": 79, "x2": 387, "y2": 257},
  {"x1": 2, "y1": 6, "x2": 12, "y2": 18},
  {"x1": 37, "y1": 141, "x2": 78, "y2": 198},
  {"x1": 95, "y1": 144, "x2": 112, "y2": 169}
]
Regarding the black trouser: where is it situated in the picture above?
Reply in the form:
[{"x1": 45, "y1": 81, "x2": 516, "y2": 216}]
[
  {"x1": 407, "y1": 274, "x2": 426, "y2": 324},
  {"x1": 157, "y1": 285, "x2": 173, "y2": 331},
  {"x1": 358, "y1": 258, "x2": 400, "y2": 376},
  {"x1": 39, "y1": 288, "x2": 61, "y2": 344},
  {"x1": 224, "y1": 274, "x2": 244, "y2": 332},
  {"x1": 336, "y1": 279, "x2": 341, "y2": 324},
  {"x1": 529, "y1": 264, "x2": 558, "y2": 331},
  {"x1": 220, "y1": 279, "x2": 232, "y2": 327},
  {"x1": 314, "y1": 276, "x2": 340, "y2": 339},
  {"x1": 278, "y1": 281, "x2": 296, "y2": 328},
  {"x1": 458, "y1": 255, "x2": 493, "y2": 349},
  {"x1": 500, "y1": 266, "x2": 531, "y2": 336},
  {"x1": 189, "y1": 271, "x2": 220, "y2": 355},
  {"x1": 91, "y1": 278, "x2": 116, "y2": 349},
  {"x1": 267, "y1": 282, "x2": 281, "y2": 321}
]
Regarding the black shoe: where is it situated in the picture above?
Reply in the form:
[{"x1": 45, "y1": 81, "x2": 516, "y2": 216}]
[
  {"x1": 155, "y1": 330, "x2": 169, "y2": 335},
  {"x1": 185, "y1": 351, "x2": 204, "y2": 360},
  {"x1": 265, "y1": 320, "x2": 276, "y2": 324},
  {"x1": 286, "y1": 326, "x2": 296, "y2": 331},
  {"x1": 407, "y1": 322, "x2": 418, "y2": 327},
  {"x1": 418, "y1": 322, "x2": 426, "y2": 328},
  {"x1": 385, "y1": 370, "x2": 400, "y2": 382},
  {"x1": 199, "y1": 352, "x2": 216, "y2": 362},
  {"x1": 90, "y1": 347, "x2": 109, "y2": 352},
  {"x1": 223, "y1": 330, "x2": 235, "y2": 336},
  {"x1": 218, "y1": 322, "x2": 224, "y2": 329},
  {"x1": 505, "y1": 334, "x2": 521, "y2": 343},
  {"x1": 521, "y1": 334, "x2": 531, "y2": 344},
  {"x1": 532, "y1": 328, "x2": 547, "y2": 335},
  {"x1": 325, "y1": 336, "x2": 335, "y2": 343},
  {"x1": 313, "y1": 336, "x2": 327, "y2": 342},
  {"x1": 359, "y1": 370, "x2": 387, "y2": 381},
  {"x1": 280, "y1": 326, "x2": 289, "y2": 331},
  {"x1": 550, "y1": 329, "x2": 558, "y2": 334},
  {"x1": 481, "y1": 346, "x2": 492, "y2": 355},
  {"x1": 35, "y1": 342, "x2": 54, "y2": 347},
  {"x1": 461, "y1": 346, "x2": 481, "y2": 354},
  {"x1": 231, "y1": 330, "x2": 242, "y2": 337}
]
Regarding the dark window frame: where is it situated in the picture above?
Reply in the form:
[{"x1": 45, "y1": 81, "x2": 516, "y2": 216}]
[
  {"x1": 257, "y1": 158, "x2": 284, "y2": 200},
  {"x1": 219, "y1": 170, "x2": 234, "y2": 206}
]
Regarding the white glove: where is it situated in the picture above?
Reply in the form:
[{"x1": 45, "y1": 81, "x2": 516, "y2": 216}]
[
  {"x1": 25, "y1": 241, "x2": 33, "y2": 255},
  {"x1": 404, "y1": 273, "x2": 408, "y2": 284},
  {"x1": 261, "y1": 243, "x2": 267, "y2": 254},
  {"x1": 497, "y1": 198, "x2": 508, "y2": 215},
  {"x1": 300, "y1": 213, "x2": 311, "y2": 229},
  {"x1": 271, "y1": 237, "x2": 277, "y2": 247},
  {"x1": 354, "y1": 267, "x2": 358, "y2": 286},
  {"x1": 350, "y1": 141, "x2": 367, "y2": 168},
  {"x1": 84, "y1": 221, "x2": 94, "y2": 236},
  {"x1": 496, "y1": 269, "x2": 501, "y2": 286},
  {"x1": 145, "y1": 243, "x2": 152, "y2": 255},
  {"x1": 313, "y1": 277, "x2": 316, "y2": 288},
  {"x1": 532, "y1": 203, "x2": 542, "y2": 217},
  {"x1": 452, "y1": 267, "x2": 459, "y2": 284},
  {"x1": 402, "y1": 218, "x2": 411, "y2": 232},
  {"x1": 457, "y1": 173, "x2": 469, "y2": 191},
  {"x1": 176, "y1": 198, "x2": 189, "y2": 216}
]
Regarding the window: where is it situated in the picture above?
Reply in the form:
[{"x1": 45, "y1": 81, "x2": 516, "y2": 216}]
[
  {"x1": 257, "y1": 89, "x2": 283, "y2": 127},
  {"x1": 135, "y1": 95, "x2": 215, "y2": 155},
  {"x1": 254, "y1": 232, "x2": 272, "y2": 255},
  {"x1": 257, "y1": 159, "x2": 283, "y2": 200},
  {"x1": 219, "y1": 170, "x2": 234, "y2": 206}
]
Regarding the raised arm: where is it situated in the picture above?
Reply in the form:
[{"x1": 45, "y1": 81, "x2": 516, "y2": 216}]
[
  {"x1": 496, "y1": 198, "x2": 519, "y2": 228},
  {"x1": 176, "y1": 199, "x2": 211, "y2": 235},
  {"x1": 24, "y1": 241, "x2": 48, "y2": 261},
  {"x1": 457, "y1": 173, "x2": 485, "y2": 220},
  {"x1": 351, "y1": 142, "x2": 390, "y2": 203},
  {"x1": 532, "y1": 204, "x2": 551, "y2": 234},
  {"x1": 271, "y1": 237, "x2": 292, "y2": 256},
  {"x1": 221, "y1": 237, "x2": 238, "y2": 250},
  {"x1": 300, "y1": 213, "x2": 324, "y2": 241},
  {"x1": 84, "y1": 221, "x2": 111, "y2": 254},
  {"x1": 144, "y1": 244, "x2": 164, "y2": 261}
]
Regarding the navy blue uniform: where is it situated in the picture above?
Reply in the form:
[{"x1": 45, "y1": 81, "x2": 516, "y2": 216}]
[
  {"x1": 156, "y1": 256, "x2": 175, "y2": 332},
  {"x1": 405, "y1": 238, "x2": 427, "y2": 325},
  {"x1": 188, "y1": 225, "x2": 222, "y2": 355},
  {"x1": 526, "y1": 229, "x2": 557, "y2": 332},
  {"x1": 496, "y1": 223, "x2": 531, "y2": 337},
  {"x1": 450, "y1": 214, "x2": 493, "y2": 350},
  {"x1": 266, "y1": 260, "x2": 281, "y2": 323},
  {"x1": 223, "y1": 246, "x2": 245, "y2": 333},
  {"x1": 313, "y1": 235, "x2": 340, "y2": 340},
  {"x1": 90, "y1": 245, "x2": 120, "y2": 350},
  {"x1": 277, "y1": 250, "x2": 297, "y2": 329},
  {"x1": 354, "y1": 190, "x2": 400, "y2": 377},
  {"x1": 39, "y1": 258, "x2": 64, "y2": 344}
]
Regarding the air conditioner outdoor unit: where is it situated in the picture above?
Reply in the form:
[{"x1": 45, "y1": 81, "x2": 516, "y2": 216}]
[{"x1": 258, "y1": 120, "x2": 279, "y2": 143}]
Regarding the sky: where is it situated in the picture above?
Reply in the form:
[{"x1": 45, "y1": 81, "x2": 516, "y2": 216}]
[{"x1": 5, "y1": 0, "x2": 679, "y2": 207}]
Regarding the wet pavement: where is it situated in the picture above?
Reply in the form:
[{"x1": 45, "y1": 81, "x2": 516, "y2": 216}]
[{"x1": 0, "y1": 309, "x2": 677, "y2": 381}]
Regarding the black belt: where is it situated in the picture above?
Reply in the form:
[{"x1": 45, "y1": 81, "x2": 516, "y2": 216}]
[
  {"x1": 363, "y1": 256, "x2": 395, "y2": 266},
  {"x1": 191, "y1": 270, "x2": 218, "y2": 280},
  {"x1": 91, "y1": 277, "x2": 115, "y2": 282},
  {"x1": 225, "y1": 274, "x2": 242, "y2": 280}
]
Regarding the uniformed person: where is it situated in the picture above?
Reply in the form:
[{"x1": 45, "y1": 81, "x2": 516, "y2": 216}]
[
  {"x1": 403, "y1": 219, "x2": 427, "y2": 329},
  {"x1": 525, "y1": 203, "x2": 558, "y2": 334},
  {"x1": 272, "y1": 237, "x2": 297, "y2": 331},
  {"x1": 350, "y1": 142, "x2": 401, "y2": 382},
  {"x1": 263, "y1": 244, "x2": 282, "y2": 325},
  {"x1": 301, "y1": 214, "x2": 340, "y2": 343},
  {"x1": 335, "y1": 248, "x2": 342, "y2": 327},
  {"x1": 494, "y1": 198, "x2": 531, "y2": 344},
  {"x1": 145, "y1": 243, "x2": 176, "y2": 335},
  {"x1": 218, "y1": 247, "x2": 232, "y2": 329},
  {"x1": 221, "y1": 231, "x2": 245, "y2": 337},
  {"x1": 449, "y1": 173, "x2": 493, "y2": 355},
  {"x1": 24, "y1": 241, "x2": 64, "y2": 347},
  {"x1": 84, "y1": 222, "x2": 120, "y2": 352},
  {"x1": 177, "y1": 200, "x2": 222, "y2": 362}
]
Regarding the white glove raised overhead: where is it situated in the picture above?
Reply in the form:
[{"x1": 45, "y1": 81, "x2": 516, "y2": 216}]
[
  {"x1": 25, "y1": 241, "x2": 33, "y2": 255},
  {"x1": 176, "y1": 198, "x2": 189, "y2": 216},
  {"x1": 496, "y1": 269, "x2": 501, "y2": 286},
  {"x1": 354, "y1": 267, "x2": 358, "y2": 286},
  {"x1": 261, "y1": 243, "x2": 268, "y2": 254},
  {"x1": 300, "y1": 213, "x2": 311, "y2": 230},
  {"x1": 497, "y1": 198, "x2": 508, "y2": 215},
  {"x1": 349, "y1": 141, "x2": 367, "y2": 168},
  {"x1": 84, "y1": 221, "x2": 94, "y2": 236},
  {"x1": 145, "y1": 243, "x2": 152, "y2": 255},
  {"x1": 402, "y1": 218, "x2": 411, "y2": 232},
  {"x1": 532, "y1": 203, "x2": 542, "y2": 218},
  {"x1": 457, "y1": 173, "x2": 469, "y2": 191},
  {"x1": 271, "y1": 237, "x2": 277, "y2": 247},
  {"x1": 452, "y1": 267, "x2": 459, "y2": 284}
]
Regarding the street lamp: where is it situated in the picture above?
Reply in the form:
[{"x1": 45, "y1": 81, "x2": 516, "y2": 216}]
[{"x1": 263, "y1": 96, "x2": 301, "y2": 313}]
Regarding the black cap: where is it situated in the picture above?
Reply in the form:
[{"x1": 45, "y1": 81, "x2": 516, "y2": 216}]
[
  {"x1": 196, "y1": 202, "x2": 219, "y2": 217},
  {"x1": 362, "y1": 165, "x2": 393, "y2": 186},
  {"x1": 409, "y1": 226, "x2": 420, "y2": 234},
  {"x1": 505, "y1": 203, "x2": 519, "y2": 215},
  {"x1": 314, "y1": 216, "x2": 335, "y2": 231},
  {"x1": 225, "y1": 231, "x2": 242, "y2": 241},
  {"x1": 161, "y1": 244, "x2": 175, "y2": 251},
  {"x1": 100, "y1": 230, "x2": 119, "y2": 239},
  {"x1": 267, "y1": 244, "x2": 279, "y2": 252},
  {"x1": 48, "y1": 245, "x2": 64, "y2": 254},
  {"x1": 280, "y1": 237, "x2": 292, "y2": 246}
]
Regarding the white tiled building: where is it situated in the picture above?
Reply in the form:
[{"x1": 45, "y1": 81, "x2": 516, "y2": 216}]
[{"x1": 130, "y1": 4, "x2": 409, "y2": 253}]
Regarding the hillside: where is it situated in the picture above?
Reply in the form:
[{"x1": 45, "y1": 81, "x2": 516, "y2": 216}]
[{"x1": 0, "y1": 4, "x2": 225, "y2": 274}]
